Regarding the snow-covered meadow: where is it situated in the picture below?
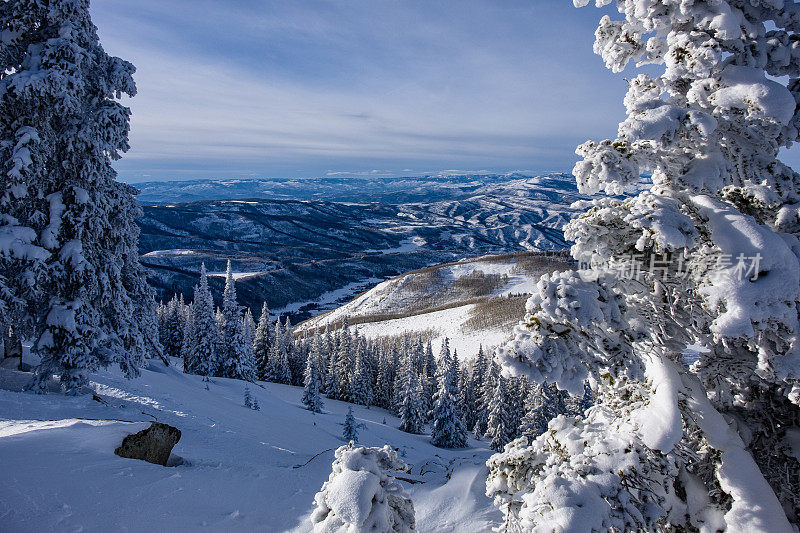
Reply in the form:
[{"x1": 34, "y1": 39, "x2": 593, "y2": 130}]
[{"x1": 0, "y1": 361, "x2": 500, "y2": 532}]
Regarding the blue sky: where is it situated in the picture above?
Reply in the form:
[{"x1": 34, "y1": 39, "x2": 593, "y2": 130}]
[{"x1": 91, "y1": 1, "x2": 800, "y2": 182}]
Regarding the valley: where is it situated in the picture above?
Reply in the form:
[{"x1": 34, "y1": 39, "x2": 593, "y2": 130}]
[{"x1": 136, "y1": 174, "x2": 582, "y2": 320}]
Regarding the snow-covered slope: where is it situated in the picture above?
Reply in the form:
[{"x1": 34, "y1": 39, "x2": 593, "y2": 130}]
[
  {"x1": 0, "y1": 362, "x2": 500, "y2": 532},
  {"x1": 298, "y1": 251, "x2": 574, "y2": 361}
]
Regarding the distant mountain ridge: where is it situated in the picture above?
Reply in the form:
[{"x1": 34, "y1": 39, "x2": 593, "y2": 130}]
[
  {"x1": 136, "y1": 174, "x2": 585, "y2": 320},
  {"x1": 133, "y1": 172, "x2": 572, "y2": 205}
]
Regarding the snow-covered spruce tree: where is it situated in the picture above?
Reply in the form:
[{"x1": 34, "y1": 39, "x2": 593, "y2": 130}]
[
  {"x1": 565, "y1": 380, "x2": 594, "y2": 417},
  {"x1": 162, "y1": 295, "x2": 186, "y2": 359},
  {"x1": 398, "y1": 366, "x2": 426, "y2": 434},
  {"x1": 253, "y1": 302, "x2": 271, "y2": 380},
  {"x1": 349, "y1": 345, "x2": 373, "y2": 406},
  {"x1": 268, "y1": 340, "x2": 291, "y2": 385},
  {"x1": 374, "y1": 344, "x2": 396, "y2": 410},
  {"x1": 485, "y1": 376, "x2": 514, "y2": 452},
  {"x1": 458, "y1": 358, "x2": 478, "y2": 432},
  {"x1": 180, "y1": 302, "x2": 196, "y2": 372},
  {"x1": 219, "y1": 261, "x2": 254, "y2": 380},
  {"x1": 430, "y1": 346, "x2": 467, "y2": 449},
  {"x1": 311, "y1": 443, "x2": 415, "y2": 533},
  {"x1": 326, "y1": 342, "x2": 343, "y2": 401},
  {"x1": 284, "y1": 317, "x2": 304, "y2": 385},
  {"x1": 242, "y1": 307, "x2": 255, "y2": 351},
  {"x1": 243, "y1": 385, "x2": 253, "y2": 409},
  {"x1": 343, "y1": 406, "x2": 359, "y2": 443},
  {"x1": 190, "y1": 264, "x2": 218, "y2": 380},
  {"x1": 474, "y1": 358, "x2": 498, "y2": 438},
  {"x1": 302, "y1": 351, "x2": 324, "y2": 413},
  {"x1": 518, "y1": 382, "x2": 567, "y2": 440},
  {"x1": 489, "y1": 2, "x2": 800, "y2": 530},
  {"x1": 0, "y1": 0, "x2": 160, "y2": 392}
]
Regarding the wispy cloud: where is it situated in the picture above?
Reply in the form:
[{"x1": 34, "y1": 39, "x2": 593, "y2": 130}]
[{"x1": 91, "y1": 0, "x2": 800, "y2": 181}]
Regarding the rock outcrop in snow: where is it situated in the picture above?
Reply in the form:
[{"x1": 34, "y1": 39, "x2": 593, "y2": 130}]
[{"x1": 115, "y1": 422, "x2": 181, "y2": 467}]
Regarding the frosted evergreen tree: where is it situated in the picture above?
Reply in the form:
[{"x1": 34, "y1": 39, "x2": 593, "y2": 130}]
[
  {"x1": 489, "y1": 2, "x2": 800, "y2": 529},
  {"x1": 505, "y1": 377, "x2": 526, "y2": 441},
  {"x1": 311, "y1": 444, "x2": 415, "y2": 533},
  {"x1": 310, "y1": 330, "x2": 329, "y2": 393},
  {"x1": 474, "y1": 358, "x2": 498, "y2": 438},
  {"x1": 243, "y1": 385, "x2": 253, "y2": 409},
  {"x1": 349, "y1": 346, "x2": 372, "y2": 406},
  {"x1": 423, "y1": 340, "x2": 436, "y2": 379},
  {"x1": 190, "y1": 265, "x2": 218, "y2": 380},
  {"x1": 566, "y1": 380, "x2": 594, "y2": 417},
  {"x1": 219, "y1": 261, "x2": 254, "y2": 380},
  {"x1": 242, "y1": 308, "x2": 255, "y2": 352},
  {"x1": 302, "y1": 353, "x2": 324, "y2": 413},
  {"x1": 430, "y1": 348, "x2": 467, "y2": 449},
  {"x1": 468, "y1": 345, "x2": 488, "y2": 435},
  {"x1": 326, "y1": 343, "x2": 342, "y2": 401},
  {"x1": 332, "y1": 324, "x2": 353, "y2": 400},
  {"x1": 0, "y1": 0, "x2": 160, "y2": 392},
  {"x1": 486, "y1": 376, "x2": 513, "y2": 452},
  {"x1": 397, "y1": 367, "x2": 426, "y2": 434},
  {"x1": 180, "y1": 302, "x2": 196, "y2": 373},
  {"x1": 374, "y1": 345, "x2": 396, "y2": 410},
  {"x1": 283, "y1": 317, "x2": 303, "y2": 385},
  {"x1": 162, "y1": 295, "x2": 185, "y2": 359},
  {"x1": 458, "y1": 363, "x2": 478, "y2": 432},
  {"x1": 268, "y1": 341, "x2": 291, "y2": 385},
  {"x1": 342, "y1": 406, "x2": 358, "y2": 443},
  {"x1": 253, "y1": 302, "x2": 270, "y2": 380}
]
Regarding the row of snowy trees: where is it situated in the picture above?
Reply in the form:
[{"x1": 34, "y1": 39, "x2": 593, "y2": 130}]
[
  {"x1": 160, "y1": 280, "x2": 593, "y2": 450},
  {"x1": 295, "y1": 327, "x2": 592, "y2": 450}
]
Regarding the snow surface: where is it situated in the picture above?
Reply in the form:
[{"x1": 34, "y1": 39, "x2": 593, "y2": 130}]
[
  {"x1": 298, "y1": 253, "x2": 562, "y2": 361},
  {"x1": 0, "y1": 362, "x2": 500, "y2": 532},
  {"x1": 352, "y1": 304, "x2": 513, "y2": 363}
]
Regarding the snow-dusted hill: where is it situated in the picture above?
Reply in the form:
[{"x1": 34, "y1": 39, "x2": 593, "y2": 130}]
[
  {"x1": 136, "y1": 174, "x2": 583, "y2": 320},
  {"x1": 298, "y1": 251, "x2": 574, "y2": 361},
  {"x1": 0, "y1": 361, "x2": 500, "y2": 532}
]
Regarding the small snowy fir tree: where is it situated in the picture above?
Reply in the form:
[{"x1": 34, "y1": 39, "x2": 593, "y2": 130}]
[
  {"x1": 243, "y1": 385, "x2": 253, "y2": 409},
  {"x1": 374, "y1": 345, "x2": 396, "y2": 410},
  {"x1": 326, "y1": 344, "x2": 343, "y2": 401},
  {"x1": 253, "y1": 302, "x2": 271, "y2": 380},
  {"x1": 0, "y1": 0, "x2": 160, "y2": 392},
  {"x1": 485, "y1": 376, "x2": 514, "y2": 452},
  {"x1": 473, "y1": 358, "x2": 498, "y2": 438},
  {"x1": 518, "y1": 382, "x2": 568, "y2": 440},
  {"x1": 490, "y1": 2, "x2": 800, "y2": 530},
  {"x1": 348, "y1": 347, "x2": 373, "y2": 406},
  {"x1": 302, "y1": 353, "x2": 324, "y2": 413},
  {"x1": 180, "y1": 304, "x2": 196, "y2": 373},
  {"x1": 342, "y1": 406, "x2": 359, "y2": 443},
  {"x1": 190, "y1": 264, "x2": 218, "y2": 380},
  {"x1": 311, "y1": 444, "x2": 415, "y2": 532},
  {"x1": 397, "y1": 367, "x2": 426, "y2": 434},
  {"x1": 430, "y1": 348, "x2": 467, "y2": 449},
  {"x1": 268, "y1": 341, "x2": 291, "y2": 385},
  {"x1": 219, "y1": 261, "x2": 255, "y2": 381}
]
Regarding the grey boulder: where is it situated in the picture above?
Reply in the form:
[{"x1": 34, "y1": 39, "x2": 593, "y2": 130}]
[{"x1": 115, "y1": 422, "x2": 181, "y2": 466}]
